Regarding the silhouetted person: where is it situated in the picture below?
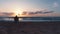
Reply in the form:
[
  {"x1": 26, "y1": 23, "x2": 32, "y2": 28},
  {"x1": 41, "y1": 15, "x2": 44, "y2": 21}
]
[{"x1": 14, "y1": 15, "x2": 19, "y2": 23}]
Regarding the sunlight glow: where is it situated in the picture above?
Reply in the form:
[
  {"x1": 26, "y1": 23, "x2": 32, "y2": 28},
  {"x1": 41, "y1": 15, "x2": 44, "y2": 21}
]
[{"x1": 15, "y1": 9, "x2": 23, "y2": 16}]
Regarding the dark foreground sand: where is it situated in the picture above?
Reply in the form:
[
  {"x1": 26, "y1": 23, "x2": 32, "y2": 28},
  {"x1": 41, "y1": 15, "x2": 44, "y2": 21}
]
[{"x1": 0, "y1": 21, "x2": 60, "y2": 34}]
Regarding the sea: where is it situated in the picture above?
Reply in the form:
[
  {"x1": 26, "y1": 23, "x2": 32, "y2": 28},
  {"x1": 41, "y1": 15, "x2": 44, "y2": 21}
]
[{"x1": 0, "y1": 17, "x2": 60, "y2": 22}]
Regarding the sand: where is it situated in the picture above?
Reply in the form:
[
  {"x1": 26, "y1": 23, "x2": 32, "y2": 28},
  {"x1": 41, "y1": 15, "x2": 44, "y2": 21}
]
[{"x1": 0, "y1": 21, "x2": 60, "y2": 34}]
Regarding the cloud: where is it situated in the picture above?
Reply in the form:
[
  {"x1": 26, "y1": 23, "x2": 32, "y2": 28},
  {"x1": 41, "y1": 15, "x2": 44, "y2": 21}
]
[
  {"x1": 0, "y1": 12, "x2": 14, "y2": 16},
  {"x1": 53, "y1": 2, "x2": 59, "y2": 8},
  {"x1": 3, "y1": 12, "x2": 14, "y2": 15},
  {"x1": 28, "y1": 11, "x2": 54, "y2": 15},
  {"x1": 22, "y1": 11, "x2": 54, "y2": 15}
]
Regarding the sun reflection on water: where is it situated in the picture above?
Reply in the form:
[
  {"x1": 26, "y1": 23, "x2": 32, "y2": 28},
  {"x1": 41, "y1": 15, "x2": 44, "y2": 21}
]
[{"x1": 19, "y1": 18, "x2": 23, "y2": 21}]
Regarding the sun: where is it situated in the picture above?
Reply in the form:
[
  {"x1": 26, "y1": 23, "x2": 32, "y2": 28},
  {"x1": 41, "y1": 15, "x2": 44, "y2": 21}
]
[{"x1": 15, "y1": 9, "x2": 23, "y2": 16}]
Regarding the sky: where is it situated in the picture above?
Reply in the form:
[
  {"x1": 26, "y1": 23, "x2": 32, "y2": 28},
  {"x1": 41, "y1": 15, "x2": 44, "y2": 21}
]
[{"x1": 0, "y1": 0, "x2": 60, "y2": 17}]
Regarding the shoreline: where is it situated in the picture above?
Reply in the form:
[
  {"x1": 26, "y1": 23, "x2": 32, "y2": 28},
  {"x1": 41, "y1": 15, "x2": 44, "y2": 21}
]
[{"x1": 0, "y1": 20, "x2": 60, "y2": 23}]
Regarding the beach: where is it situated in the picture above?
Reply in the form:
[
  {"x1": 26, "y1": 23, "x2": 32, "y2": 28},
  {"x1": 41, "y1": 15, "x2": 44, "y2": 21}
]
[{"x1": 0, "y1": 21, "x2": 60, "y2": 34}]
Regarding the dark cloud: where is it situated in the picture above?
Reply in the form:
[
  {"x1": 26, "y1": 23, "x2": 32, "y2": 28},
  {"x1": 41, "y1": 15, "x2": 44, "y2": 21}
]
[
  {"x1": 2, "y1": 12, "x2": 14, "y2": 15},
  {"x1": 0, "y1": 12, "x2": 14, "y2": 16},
  {"x1": 22, "y1": 11, "x2": 54, "y2": 15},
  {"x1": 42, "y1": 11, "x2": 54, "y2": 14}
]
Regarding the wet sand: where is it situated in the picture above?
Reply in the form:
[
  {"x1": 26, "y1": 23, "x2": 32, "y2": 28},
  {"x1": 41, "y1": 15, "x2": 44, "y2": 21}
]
[{"x1": 0, "y1": 21, "x2": 60, "y2": 34}]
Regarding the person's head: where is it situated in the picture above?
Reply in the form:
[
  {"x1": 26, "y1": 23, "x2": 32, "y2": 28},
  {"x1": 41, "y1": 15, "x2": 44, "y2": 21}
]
[{"x1": 15, "y1": 15, "x2": 17, "y2": 17}]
